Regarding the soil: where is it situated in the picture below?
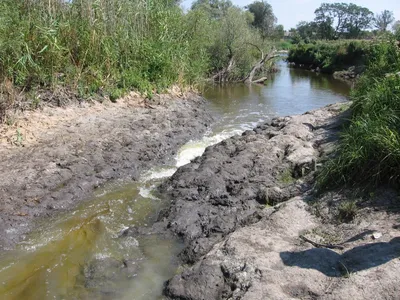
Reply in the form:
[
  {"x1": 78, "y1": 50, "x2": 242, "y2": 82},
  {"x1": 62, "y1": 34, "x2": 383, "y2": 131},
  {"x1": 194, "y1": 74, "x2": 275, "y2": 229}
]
[{"x1": 0, "y1": 91, "x2": 213, "y2": 250}]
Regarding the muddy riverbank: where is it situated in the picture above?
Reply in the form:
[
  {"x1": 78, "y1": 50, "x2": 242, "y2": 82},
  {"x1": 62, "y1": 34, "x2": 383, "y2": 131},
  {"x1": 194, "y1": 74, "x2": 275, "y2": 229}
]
[
  {"x1": 119, "y1": 102, "x2": 399, "y2": 300},
  {"x1": 0, "y1": 92, "x2": 213, "y2": 250}
]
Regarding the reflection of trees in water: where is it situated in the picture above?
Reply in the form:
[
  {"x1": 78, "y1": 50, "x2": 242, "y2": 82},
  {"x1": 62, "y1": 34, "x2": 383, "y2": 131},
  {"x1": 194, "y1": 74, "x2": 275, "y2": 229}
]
[
  {"x1": 203, "y1": 63, "x2": 350, "y2": 117},
  {"x1": 204, "y1": 83, "x2": 264, "y2": 114},
  {"x1": 288, "y1": 68, "x2": 350, "y2": 96}
]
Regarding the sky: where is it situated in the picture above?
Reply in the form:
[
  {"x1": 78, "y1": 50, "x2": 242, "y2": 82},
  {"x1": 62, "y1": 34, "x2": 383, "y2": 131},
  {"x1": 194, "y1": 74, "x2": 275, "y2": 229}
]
[{"x1": 181, "y1": 0, "x2": 400, "y2": 30}]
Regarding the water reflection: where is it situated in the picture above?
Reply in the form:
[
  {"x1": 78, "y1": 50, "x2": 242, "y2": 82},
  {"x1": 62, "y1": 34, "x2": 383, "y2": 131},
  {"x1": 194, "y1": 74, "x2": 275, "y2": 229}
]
[{"x1": 204, "y1": 60, "x2": 350, "y2": 134}]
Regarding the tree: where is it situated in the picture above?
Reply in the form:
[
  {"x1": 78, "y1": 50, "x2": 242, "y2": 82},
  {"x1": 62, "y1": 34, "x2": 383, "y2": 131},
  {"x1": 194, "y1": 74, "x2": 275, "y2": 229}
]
[
  {"x1": 314, "y1": 3, "x2": 373, "y2": 39},
  {"x1": 246, "y1": 1, "x2": 277, "y2": 40},
  {"x1": 273, "y1": 24, "x2": 284, "y2": 40},
  {"x1": 191, "y1": 0, "x2": 233, "y2": 19},
  {"x1": 374, "y1": 10, "x2": 395, "y2": 32},
  {"x1": 295, "y1": 21, "x2": 332, "y2": 41},
  {"x1": 393, "y1": 20, "x2": 400, "y2": 33},
  {"x1": 296, "y1": 21, "x2": 318, "y2": 41},
  {"x1": 345, "y1": 3, "x2": 374, "y2": 38},
  {"x1": 314, "y1": 3, "x2": 345, "y2": 38}
]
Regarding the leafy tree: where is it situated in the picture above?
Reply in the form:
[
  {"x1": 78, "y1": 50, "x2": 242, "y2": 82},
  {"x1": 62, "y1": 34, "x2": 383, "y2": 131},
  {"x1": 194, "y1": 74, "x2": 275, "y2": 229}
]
[
  {"x1": 345, "y1": 4, "x2": 374, "y2": 38},
  {"x1": 208, "y1": 6, "x2": 259, "y2": 77},
  {"x1": 393, "y1": 20, "x2": 400, "y2": 33},
  {"x1": 374, "y1": 10, "x2": 394, "y2": 32},
  {"x1": 191, "y1": 0, "x2": 232, "y2": 19},
  {"x1": 296, "y1": 21, "x2": 318, "y2": 42},
  {"x1": 246, "y1": 1, "x2": 276, "y2": 40},
  {"x1": 314, "y1": 3, "x2": 373, "y2": 39},
  {"x1": 273, "y1": 24, "x2": 284, "y2": 40},
  {"x1": 315, "y1": 3, "x2": 344, "y2": 38}
]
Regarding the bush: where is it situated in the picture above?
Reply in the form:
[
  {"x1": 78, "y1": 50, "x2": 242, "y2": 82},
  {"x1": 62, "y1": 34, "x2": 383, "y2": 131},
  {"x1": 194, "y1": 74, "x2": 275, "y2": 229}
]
[{"x1": 287, "y1": 40, "x2": 371, "y2": 73}]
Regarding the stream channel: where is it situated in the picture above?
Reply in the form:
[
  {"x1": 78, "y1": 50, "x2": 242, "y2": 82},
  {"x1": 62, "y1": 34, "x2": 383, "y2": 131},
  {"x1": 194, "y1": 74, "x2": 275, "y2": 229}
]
[{"x1": 0, "y1": 61, "x2": 350, "y2": 299}]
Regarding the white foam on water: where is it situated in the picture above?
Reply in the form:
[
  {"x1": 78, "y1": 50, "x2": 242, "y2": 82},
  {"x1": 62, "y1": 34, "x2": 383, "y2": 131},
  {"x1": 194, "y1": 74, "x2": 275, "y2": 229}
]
[
  {"x1": 176, "y1": 129, "x2": 243, "y2": 167},
  {"x1": 136, "y1": 128, "x2": 247, "y2": 203},
  {"x1": 140, "y1": 167, "x2": 176, "y2": 183},
  {"x1": 138, "y1": 185, "x2": 160, "y2": 200}
]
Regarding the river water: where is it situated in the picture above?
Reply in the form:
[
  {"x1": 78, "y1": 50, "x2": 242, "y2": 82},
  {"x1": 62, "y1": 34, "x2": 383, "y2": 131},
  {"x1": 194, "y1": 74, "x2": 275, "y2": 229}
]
[{"x1": 0, "y1": 62, "x2": 350, "y2": 299}]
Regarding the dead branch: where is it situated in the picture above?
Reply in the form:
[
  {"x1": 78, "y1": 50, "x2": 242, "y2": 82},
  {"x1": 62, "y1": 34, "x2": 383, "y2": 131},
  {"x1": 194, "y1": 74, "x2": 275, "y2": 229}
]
[{"x1": 300, "y1": 235, "x2": 344, "y2": 250}]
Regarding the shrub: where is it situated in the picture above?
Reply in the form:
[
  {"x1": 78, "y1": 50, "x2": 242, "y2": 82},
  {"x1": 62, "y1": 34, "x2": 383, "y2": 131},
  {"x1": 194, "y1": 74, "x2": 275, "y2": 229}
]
[{"x1": 287, "y1": 40, "x2": 371, "y2": 73}]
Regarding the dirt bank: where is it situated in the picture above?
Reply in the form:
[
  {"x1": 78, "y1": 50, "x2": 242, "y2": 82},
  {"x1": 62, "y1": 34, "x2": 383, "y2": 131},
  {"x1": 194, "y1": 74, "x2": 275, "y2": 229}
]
[
  {"x1": 0, "y1": 92, "x2": 213, "y2": 250},
  {"x1": 121, "y1": 102, "x2": 400, "y2": 300}
]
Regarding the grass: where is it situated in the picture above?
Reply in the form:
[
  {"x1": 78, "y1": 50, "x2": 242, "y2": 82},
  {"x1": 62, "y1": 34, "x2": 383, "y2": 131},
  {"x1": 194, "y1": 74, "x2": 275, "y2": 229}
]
[
  {"x1": 0, "y1": 0, "x2": 210, "y2": 104},
  {"x1": 338, "y1": 261, "x2": 352, "y2": 278},
  {"x1": 337, "y1": 201, "x2": 358, "y2": 223},
  {"x1": 318, "y1": 40, "x2": 400, "y2": 190},
  {"x1": 0, "y1": 0, "x2": 280, "y2": 120},
  {"x1": 279, "y1": 168, "x2": 295, "y2": 184}
]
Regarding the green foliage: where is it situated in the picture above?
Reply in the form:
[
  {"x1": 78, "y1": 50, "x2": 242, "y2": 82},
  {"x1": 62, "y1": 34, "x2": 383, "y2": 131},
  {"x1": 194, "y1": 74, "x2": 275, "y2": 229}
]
[
  {"x1": 314, "y1": 3, "x2": 373, "y2": 39},
  {"x1": 189, "y1": 3, "x2": 276, "y2": 82},
  {"x1": 246, "y1": 1, "x2": 276, "y2": 40},
  {"x1": 319, "y1": 40, "x2": 400, "y2": 189},
  {"x1": 337, "y1": 201, "x2": 358, "y2": 222},
  {"x1": 191, "y1": 0, "x2": 232, "y2": 19},
  {"x1": 288, "y1": 40, "x2": 371, "y2": 73},
  {"x1": 292, "y1": 2, "x2": 375, "y2": 41},
  {"x1": 0, "y1": 0, "x2": 278, "y2": 104},
  {"x1": 276, "y1": 41, "x2": 293, "y2": 50},
  {"x1": 395, "y1": 25, "x2": 400, "y2": 41},
  {"x1": 0, "y1": 0, "x2": 211, "y2": 99},
  {"x1": 373, "y1": 10, "x2": 395, "y2": 32}
]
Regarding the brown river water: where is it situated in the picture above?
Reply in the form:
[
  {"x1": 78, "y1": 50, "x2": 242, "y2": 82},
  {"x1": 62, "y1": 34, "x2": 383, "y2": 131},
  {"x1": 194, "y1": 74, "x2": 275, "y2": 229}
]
[{"x1": 0, "y1": 61, "x2": 350, "y2": 299}]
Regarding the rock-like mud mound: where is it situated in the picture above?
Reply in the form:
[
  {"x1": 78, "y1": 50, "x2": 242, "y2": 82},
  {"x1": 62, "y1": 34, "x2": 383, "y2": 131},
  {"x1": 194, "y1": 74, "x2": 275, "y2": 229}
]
[
  {"x1": 165, "y1": 197, "x2": 400, "y2": 300},
  {"x1": 158, "y1": 103, "x2": 400, "y2": 300},
  {"x1": 0, "y1": 94, "x2": 213, "y2": 249},
  {"x1": 156, "y1": 104, "x2": 345, "y2": 264}
]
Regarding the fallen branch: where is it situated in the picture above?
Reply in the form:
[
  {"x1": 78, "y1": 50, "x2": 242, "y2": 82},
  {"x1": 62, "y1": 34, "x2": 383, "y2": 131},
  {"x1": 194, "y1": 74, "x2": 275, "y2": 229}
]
[
  {"x1": 300, "y1": 235, "x2": 344, "y2": 250},
  {"x1": 243, "y1": 47, "x2": 279, "y2": 84},
  {"x1": 252, "y1": 77, "x2": 268, "y2": 84}
]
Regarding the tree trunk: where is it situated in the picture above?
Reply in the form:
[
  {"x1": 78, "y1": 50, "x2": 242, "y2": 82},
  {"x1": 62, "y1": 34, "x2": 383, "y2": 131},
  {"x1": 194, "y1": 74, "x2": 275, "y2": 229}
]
[
  {"x1": 212, "y1": 57, "x2": 235, "y2": 83},
  {"x1": 243, "y1": 47, "x2": 278, "y2": 84}
]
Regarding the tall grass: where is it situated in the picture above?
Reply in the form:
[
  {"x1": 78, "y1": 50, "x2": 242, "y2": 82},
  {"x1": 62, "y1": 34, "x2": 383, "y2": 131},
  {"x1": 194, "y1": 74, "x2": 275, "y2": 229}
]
[
  {"x1": 319, "y1": 40, "x2": 400, "y2": 188},
  {"x1": 0, "y1": 0, "x2": 208, "y2": 99},
  {"x1": 0, "y1": 0, "x2": 278, "y2": 112}
]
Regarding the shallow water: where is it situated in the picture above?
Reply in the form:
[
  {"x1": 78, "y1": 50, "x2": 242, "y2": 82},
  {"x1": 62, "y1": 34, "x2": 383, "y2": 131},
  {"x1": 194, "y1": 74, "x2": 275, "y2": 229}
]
[{"x1": 0, "y1": 62, "x2": 350, "y2": 299}]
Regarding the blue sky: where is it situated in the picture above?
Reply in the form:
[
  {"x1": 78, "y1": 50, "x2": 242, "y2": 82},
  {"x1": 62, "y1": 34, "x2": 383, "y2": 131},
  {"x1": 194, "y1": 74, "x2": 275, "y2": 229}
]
[{"x1": 181, "y1": 0, "x2": 400, "y2": 30}]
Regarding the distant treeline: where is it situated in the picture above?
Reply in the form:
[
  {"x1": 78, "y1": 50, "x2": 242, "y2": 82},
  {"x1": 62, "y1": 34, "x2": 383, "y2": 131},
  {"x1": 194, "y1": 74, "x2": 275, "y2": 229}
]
[{"x1": 289, "y1": 3, "x2": 400, "y2": 42}]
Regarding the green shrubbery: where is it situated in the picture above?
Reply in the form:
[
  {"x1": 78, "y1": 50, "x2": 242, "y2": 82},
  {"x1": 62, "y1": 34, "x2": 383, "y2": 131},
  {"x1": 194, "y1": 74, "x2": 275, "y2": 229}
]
[
  {"x1": 0, "y1": 0, "x2": 283, "y2": 106},
  {"x1": 287, "y1": 40, "x2": 371, "y2": 73},
  {"x1": 319, "y1": 40, "x2": 400, "y2": 188},
  {"x1": 0, "y1": 0, "x2": 203, "y2": 98}
]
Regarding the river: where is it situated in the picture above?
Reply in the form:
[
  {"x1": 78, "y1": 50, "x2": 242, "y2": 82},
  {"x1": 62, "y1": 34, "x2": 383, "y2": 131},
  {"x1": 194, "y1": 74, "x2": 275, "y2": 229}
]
[{"x1": 0, "y1": 61, "x2": 350, "y2": 299}]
